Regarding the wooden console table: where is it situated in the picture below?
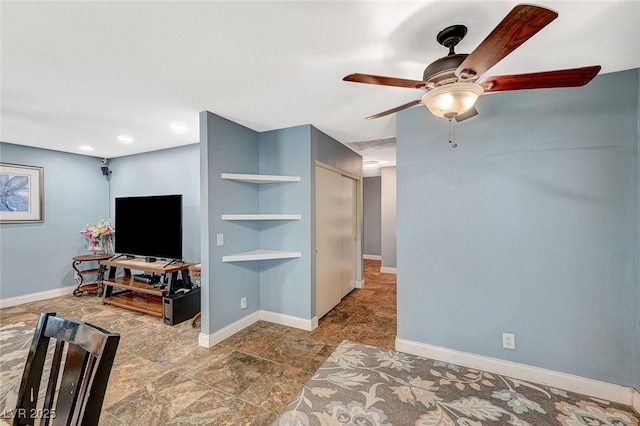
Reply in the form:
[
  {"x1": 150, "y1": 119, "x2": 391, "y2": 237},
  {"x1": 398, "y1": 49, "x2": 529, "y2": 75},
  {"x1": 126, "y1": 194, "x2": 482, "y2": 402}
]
[
  {"x1": 101, "y1": 258, "x2": 193, "y2": 318},
  {"x1": 72, "y1": 254, "x2": 112, "y2": 296}
]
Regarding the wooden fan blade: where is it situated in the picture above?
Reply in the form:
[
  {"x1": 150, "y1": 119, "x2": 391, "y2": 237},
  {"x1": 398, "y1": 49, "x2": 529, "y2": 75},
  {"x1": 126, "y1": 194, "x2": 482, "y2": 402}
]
[
  {"x1": 344, "y1": 73, "x2": 427, "y2": 89},
  {"x1": 365, "y1": 99, "x2": 422, "y2": 120},
  {"x1": 455, "y1": 107, "x2": 478, "y2": 122},
  {"x1": 456, "y1": 4, "x2": 558, "y2": 79},
  {"x1": 480, "y1": 66, "x2": 601, "y2": 92}
]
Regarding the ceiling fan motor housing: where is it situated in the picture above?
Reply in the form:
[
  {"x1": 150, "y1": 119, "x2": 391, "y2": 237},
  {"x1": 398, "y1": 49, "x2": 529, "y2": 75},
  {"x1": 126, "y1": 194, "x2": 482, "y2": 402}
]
[
  {"x1": 423, "y1": 24, "x2": 470, "y2": 86},
  {"x1": 422, "y1": 53, "x2": 469, "y2": 85}
]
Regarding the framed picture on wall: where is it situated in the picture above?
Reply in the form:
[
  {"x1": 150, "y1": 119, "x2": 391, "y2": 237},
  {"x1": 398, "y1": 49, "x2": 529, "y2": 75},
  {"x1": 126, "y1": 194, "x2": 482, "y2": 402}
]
[{"x1": 0, "y1": 162, "x2": 44, "y2": 223}]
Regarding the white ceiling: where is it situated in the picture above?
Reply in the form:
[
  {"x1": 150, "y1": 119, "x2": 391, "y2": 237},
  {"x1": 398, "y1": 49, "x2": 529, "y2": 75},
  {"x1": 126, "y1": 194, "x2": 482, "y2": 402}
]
[{"x1": 2, "y1": 1, "x2": 639, "y2": 166}]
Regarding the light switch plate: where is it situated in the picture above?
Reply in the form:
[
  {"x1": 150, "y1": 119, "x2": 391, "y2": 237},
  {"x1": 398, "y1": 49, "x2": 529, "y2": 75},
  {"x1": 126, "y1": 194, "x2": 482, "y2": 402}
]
[{"x1": 216, "y1": 233, "x2": 224, "y2": 246}]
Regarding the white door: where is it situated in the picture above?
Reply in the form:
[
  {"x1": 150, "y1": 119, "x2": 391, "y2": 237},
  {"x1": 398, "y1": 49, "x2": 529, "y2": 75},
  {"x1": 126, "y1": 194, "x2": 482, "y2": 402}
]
[{"x1": 316, "y1": 165, "x2": 358, "y2": 318}]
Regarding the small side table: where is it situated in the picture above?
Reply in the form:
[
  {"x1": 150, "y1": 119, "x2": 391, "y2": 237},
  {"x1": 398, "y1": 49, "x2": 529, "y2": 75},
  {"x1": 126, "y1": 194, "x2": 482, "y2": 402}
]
[
  {"x1": 189, "y1": 264, "x2": 201, "y2": 327},
  {"x1": 72, "y1": 254, "x2": 111, "y2": 296}
]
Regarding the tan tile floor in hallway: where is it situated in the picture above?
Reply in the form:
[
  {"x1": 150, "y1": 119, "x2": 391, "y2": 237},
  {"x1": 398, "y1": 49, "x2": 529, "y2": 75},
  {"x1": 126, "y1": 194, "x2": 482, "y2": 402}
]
[{"x1": 0, "y1": 259, "x2": 395, "y2": 425}]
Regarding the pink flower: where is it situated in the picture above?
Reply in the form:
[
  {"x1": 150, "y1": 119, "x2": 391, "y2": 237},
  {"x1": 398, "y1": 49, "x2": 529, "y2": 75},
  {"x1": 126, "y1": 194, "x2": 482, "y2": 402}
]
[{"x1": 81, "y1": 219, "x2": 114, "y2": 240}]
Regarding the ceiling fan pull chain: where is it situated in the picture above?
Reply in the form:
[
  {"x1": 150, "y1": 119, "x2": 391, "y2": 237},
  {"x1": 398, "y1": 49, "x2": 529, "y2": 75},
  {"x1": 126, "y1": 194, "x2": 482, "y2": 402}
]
[{"x1": 448, "y1": 118, "x2": 458, "y2": 148}]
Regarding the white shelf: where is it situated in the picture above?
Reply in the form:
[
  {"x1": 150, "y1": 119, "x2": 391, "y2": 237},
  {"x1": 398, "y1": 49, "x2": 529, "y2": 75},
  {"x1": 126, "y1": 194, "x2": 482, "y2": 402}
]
[
  {"x1": 222, "y1": 249, "x2": 301, "y2": 263},
  {"x1": 221, "y1": 172, "x2": 301, "y2": 263},
  {"x1": 221, "y1": 173, "x2": 301, "y2": 184},
  {"x1": 222, "y1": 214, "x2": 301, "y2": 221}
]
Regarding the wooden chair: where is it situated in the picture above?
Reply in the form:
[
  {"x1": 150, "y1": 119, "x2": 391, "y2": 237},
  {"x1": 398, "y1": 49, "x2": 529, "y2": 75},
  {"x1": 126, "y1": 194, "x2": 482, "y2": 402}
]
[{"x1": 13, "y1": 312, "x2": 120, "y2": 426}]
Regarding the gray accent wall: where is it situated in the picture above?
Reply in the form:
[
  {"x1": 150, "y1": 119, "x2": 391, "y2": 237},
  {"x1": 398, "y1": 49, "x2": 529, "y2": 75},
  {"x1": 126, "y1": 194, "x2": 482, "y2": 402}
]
[
  {"x1": 381, "y1": 167, "x2": 397, "y2": 269},
  {"x1": 310, "y1": 127, "x2": 362, "y2": 177},
  {"x1": 0, "y1": 143, "x2": 109, "y2": 298},
  {"x1": 363, "y1": 176, "x2": 381, "y2": 256},
  {"x1": 396, "y1": 69, "x2": 639, "y2": 388}
]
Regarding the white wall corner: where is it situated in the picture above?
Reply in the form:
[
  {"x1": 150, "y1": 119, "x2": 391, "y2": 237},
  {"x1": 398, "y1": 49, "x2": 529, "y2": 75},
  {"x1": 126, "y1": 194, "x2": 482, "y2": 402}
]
[
  {"x1": 198, "y1": 311, "x2": 260, "y2": 348},
  {"x1": 354, "y1": 279, "x2": 364, "y2": 289},
  {"x1": 380, "y1": 266, "x2": 397, "y2": 275},
  {"x1": 260, "y1": 310, "x2": 317, "y2": 331},
  {"x1": 363, "y1": 254, "x2": 381, "y2": 260},
  {"x1": 0, "y1": 285, "x2": 78, "y2": 309},
  {"x1": 396, "y1": 337, "x2": 637, "y2": 408}
]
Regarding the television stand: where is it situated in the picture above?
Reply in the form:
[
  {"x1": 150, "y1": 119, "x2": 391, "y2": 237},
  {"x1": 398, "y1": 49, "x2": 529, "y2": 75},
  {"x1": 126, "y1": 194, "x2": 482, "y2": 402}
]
[
  {"x1": 133, "y1": 273, "x2": 160, "y2": 284},
  {"x1": 100, "y1": 257, "x2": 195, "y2": 321}
]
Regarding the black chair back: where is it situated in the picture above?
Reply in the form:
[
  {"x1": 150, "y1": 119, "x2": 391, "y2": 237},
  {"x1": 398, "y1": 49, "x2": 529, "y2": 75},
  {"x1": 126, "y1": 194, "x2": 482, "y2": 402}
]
[{"x1": 13, "y1": 312, "x2": 120, "y2": 426}]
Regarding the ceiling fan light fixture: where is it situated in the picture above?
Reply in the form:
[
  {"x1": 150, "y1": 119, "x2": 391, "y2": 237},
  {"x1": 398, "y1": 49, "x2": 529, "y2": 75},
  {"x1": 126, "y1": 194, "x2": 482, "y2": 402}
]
[{"x1": 421, "y1": 82, "x2": 484, "y2": 119}]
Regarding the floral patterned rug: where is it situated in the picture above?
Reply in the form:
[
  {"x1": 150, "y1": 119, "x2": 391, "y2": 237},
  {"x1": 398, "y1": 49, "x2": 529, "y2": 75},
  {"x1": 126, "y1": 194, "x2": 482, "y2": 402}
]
[
  {"x1": 274, "y1": 341, "x2": 639, "y2": 426},
  {"x1": 0, "y1": 322, "x2": 34, "y2": 414}
]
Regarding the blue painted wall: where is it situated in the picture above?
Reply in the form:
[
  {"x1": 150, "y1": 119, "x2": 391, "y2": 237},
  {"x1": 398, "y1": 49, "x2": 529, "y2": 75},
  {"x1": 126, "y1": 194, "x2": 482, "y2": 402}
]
[
  {"x1": 0, "y1": 143, "x2": 109, "y2": 298},
  {"x1": 201, "y1": 111, "x2": 261, "y2": 334},
  {"x1": 199, "y1": 118, "x2": 363, "y2": 330},
  {"x1": 259, "y1": 125, "x2": 312, "y2": 319},
  {"x1": 108, "y1": 144, "x2": 201, "y2": 263},
  {"x1": 396, "y1": 69, "x2": 639, "y2": 388}
]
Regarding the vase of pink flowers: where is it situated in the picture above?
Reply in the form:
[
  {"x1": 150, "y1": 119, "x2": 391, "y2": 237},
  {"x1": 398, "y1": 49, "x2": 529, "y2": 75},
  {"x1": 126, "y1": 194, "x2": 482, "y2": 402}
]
[{"x1": 81, "y1": 219, "x2": 115, "y2": 254}]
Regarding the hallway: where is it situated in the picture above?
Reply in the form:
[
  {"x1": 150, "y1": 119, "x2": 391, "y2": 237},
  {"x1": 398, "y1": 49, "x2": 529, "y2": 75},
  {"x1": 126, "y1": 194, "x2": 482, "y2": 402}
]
[{"x1": 306, "y1": 258, "x2": 396, "y2": 350}]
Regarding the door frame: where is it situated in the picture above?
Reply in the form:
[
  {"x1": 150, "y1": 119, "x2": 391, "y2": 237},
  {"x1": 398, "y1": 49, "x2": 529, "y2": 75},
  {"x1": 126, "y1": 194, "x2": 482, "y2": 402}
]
[{"x1": 313, "y1": 161, "x2": 363, "y2": 318}]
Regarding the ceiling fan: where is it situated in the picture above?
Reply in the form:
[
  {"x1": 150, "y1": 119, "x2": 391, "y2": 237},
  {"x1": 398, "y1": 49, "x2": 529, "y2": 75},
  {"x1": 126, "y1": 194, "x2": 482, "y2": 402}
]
[{"x1": 343, "y1": 4, "x2": 601, "y2": 125}]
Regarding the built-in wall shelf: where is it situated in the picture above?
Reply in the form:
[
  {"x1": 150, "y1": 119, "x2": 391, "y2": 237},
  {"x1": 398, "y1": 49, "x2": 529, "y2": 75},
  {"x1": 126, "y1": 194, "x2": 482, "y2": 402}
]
[
  {"x1": 222, "y1": 214, "x2": 301, "y2": 221},
  {"x1": 222, "y1": 249, "x2": 302, "y2": 263},
  {"x1": 221, "y1": 173, "x2": 301, "y2": 184},
  {"x1": 221, "y1": 173, "x2": 301, "y2": 264}
]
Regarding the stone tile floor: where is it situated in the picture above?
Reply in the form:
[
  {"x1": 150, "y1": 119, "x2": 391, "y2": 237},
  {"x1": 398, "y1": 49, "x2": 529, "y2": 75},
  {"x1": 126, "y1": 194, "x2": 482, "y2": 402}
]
[{"x1": 0, "y1": 259, "x2": 394, "y2": 425}]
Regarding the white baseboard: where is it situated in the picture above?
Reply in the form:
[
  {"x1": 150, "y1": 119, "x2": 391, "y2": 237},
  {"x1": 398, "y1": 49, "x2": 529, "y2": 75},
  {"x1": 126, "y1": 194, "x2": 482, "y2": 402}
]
[
  {"x1": 380, "y1": 266, "x2": 397, "y2": 274},
  {"x1": 363, "y1": 254, "x2": 381, "y2": 260},
  {"x1": 199, "y1": 311, "x2": 261, "y2": 348},
  {"x1": 396, "y1": 337, "x2": 638, "y2": 409},
  {"x1": 354, "y1": 279, "x2": 364, "y2": 289},
  {"x1": 260, "y1": 310, "x2": 317, "y2": 331},
  {"x1": 199, "y1": 310, "x2": 317, "y2": 348},
  {"x1": 0, "y1": 285, "x2": 77, "y2": 309}
]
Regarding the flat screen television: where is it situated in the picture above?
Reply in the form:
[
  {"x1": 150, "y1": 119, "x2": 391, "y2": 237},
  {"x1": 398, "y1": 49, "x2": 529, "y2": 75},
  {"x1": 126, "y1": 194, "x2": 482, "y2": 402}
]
[{"x1": 114, "y1": 194, "x2": 182, "y2": 260}]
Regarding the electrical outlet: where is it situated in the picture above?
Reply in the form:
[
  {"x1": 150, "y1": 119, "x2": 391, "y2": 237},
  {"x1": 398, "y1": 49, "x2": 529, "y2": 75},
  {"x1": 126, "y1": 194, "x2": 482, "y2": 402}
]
[
  {"x1": 240, "y1": 297, "x2": 247, "y2": 309},
  {"x1": 502, "y1": 333, "x2": 516, "y2": 350},
  {"x1": 216, "y1": 233, "x2": 224, "y2": 246}
]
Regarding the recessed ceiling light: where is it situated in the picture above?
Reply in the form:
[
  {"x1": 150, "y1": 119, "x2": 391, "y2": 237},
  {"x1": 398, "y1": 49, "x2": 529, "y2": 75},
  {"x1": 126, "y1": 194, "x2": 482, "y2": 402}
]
[
  {"x1": 78, "y1": 145, "x2": 94, "y2": 152},
  {"x1": 117, "y1": 135, "x2": 134, "y2": 144},
  {"x1": 362, "y1": 160, "x2": 381, "y2": 169},
  {"x1": 169, "y1": 122, "x2": 188, "y2": 134}
]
